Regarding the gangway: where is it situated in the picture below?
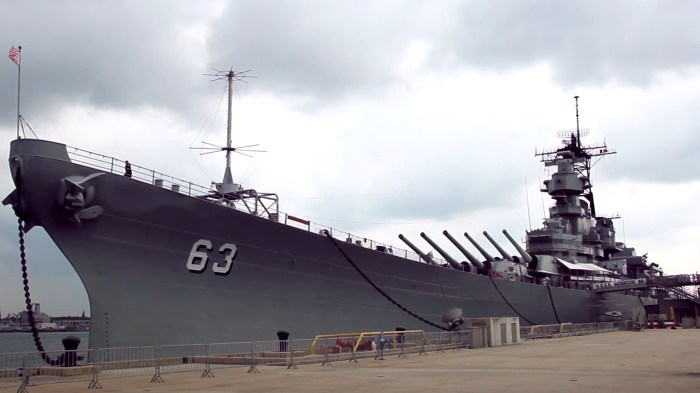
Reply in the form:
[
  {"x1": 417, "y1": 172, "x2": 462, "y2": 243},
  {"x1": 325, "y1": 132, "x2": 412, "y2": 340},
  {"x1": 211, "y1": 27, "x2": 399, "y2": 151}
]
[{"x1": 591, "y1": 274, "x2": 700, "y2": 305}]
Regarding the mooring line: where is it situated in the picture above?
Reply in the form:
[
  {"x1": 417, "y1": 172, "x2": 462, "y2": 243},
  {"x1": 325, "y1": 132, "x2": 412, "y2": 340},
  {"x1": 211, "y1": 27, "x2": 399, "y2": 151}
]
[
  {"x1": 546, "y1": 283, "x2": 561, "y2": 324},
  {"x1": 488, "y1": 276, "x2": 536, "y2": 325},
  {"x1": 17, "y1": 217, "x2": 53, "y2": 364},
  {"x1": 323, "y1": 231, "x2": 449, "y2": 331}
]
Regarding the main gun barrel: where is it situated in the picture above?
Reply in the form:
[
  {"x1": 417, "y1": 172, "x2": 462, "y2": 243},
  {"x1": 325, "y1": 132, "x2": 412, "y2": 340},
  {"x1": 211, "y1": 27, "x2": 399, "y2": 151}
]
[
  {"x1": 399, "y1": 234, "x2": 437, "y2": 266},
  {"x1": 502, "y1": 229, "x2": 533, "y2": 264},
  {"x1": 443, "y1": 230, "x2": 484, "y2": 272},
  {"x1": 464, "y1": 232, "x2": 495, "y2": 262},
  {"x1": 420, "y1": 232, "x2": 463, "y2": 270},
  {"x1": 483, "y1": 231, "x2": 514, "y2": 261}
]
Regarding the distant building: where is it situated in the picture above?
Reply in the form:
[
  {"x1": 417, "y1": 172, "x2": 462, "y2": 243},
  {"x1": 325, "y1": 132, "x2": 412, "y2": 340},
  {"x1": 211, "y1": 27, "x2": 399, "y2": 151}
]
[
  {"x1": 52, "y1": 310, "x2": 90, "y2": 332},
  {"x1": 19, "y1": 303, "x2": 50, "y2": 326},
  {"x1": 0, "y1": 312, "x2": 20, "y2": 329}
]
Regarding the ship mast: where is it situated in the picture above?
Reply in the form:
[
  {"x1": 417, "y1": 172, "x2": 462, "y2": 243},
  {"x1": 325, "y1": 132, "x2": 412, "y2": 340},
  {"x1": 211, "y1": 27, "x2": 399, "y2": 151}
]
[
  {"x1": 575, "y1": 95, "x2": 581, "y2": 150},
  {"x1": 574, "y1": 94, "x2": 594, "y2": 214},
  {"x1": 535, "y1": 96, "x2": 616, "y2": 218},
  {"x1": 222, "y1": 70, "x2": 235, "y2": 190},
  {"x1": 190, "y1": 67, "x2": 280, "y2": 218},
  {"x1": 194, "y1": 68, "x2": 260, "y2": 194}
]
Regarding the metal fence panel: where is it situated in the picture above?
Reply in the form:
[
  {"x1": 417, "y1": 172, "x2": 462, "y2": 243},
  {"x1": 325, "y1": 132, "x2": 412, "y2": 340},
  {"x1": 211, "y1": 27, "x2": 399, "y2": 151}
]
[
  {"x1": 154, "y1": 344, "x2": 209, "y2": 378},
  {"x1": 96, "y1": 346, "x2": 157, "y2": 381},
  {"x1": 521, "y1": 322, "x2": 623, "y2": 341},
  {"x1": 5, "y1": 348, "x2": 97, "y2": 388},
  {"x1": 207, "y1": 342, "x2": 255, "y2": 371},
  {"x1": 252, "y1": 340, "x2": 289, "y2": 367},
  {"x1": 0, "y1": 352, "x2": 25, "y2": 389},
  {"x1": 287, "y1": 339, "x2": 322, "y2": 366}
]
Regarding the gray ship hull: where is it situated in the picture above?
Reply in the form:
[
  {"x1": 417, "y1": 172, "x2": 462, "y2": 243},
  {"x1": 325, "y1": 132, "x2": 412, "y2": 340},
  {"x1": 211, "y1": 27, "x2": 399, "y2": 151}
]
[{"x1": 7, "y1": 139, "x2": 654, "y2": 349}]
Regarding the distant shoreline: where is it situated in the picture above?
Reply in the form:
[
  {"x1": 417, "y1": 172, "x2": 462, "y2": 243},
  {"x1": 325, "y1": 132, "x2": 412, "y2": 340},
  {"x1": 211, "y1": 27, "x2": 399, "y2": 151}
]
[{"x1": 0, "y1": 328, "x2": 89, "y2": 334}]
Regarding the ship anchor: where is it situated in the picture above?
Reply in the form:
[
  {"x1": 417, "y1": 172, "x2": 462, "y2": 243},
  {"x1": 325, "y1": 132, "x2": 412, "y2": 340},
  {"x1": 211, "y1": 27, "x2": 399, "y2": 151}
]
[{"x1": 58, "y1": 173, "x2": 105, "y2": 224}]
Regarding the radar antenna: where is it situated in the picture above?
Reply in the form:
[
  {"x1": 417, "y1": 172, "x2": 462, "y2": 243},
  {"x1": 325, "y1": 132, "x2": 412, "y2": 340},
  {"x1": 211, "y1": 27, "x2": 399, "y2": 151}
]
[
  {"x1": 534, "y1": 96, "x2": 617, "y2": 217},
  {"x1": 190, "y1": 68, "x2": 265, "y2": 193}
]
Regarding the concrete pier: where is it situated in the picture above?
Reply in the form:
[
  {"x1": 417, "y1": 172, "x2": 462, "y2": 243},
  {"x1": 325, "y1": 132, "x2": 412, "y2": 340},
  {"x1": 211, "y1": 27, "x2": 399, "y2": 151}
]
[{"x1": 15, "y1": 329, "x2": 700, "y2": 392}]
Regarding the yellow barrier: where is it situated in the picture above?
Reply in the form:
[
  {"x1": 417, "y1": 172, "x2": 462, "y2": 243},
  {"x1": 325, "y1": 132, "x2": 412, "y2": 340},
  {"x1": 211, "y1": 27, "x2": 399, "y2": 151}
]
[
  {"x1": 528, "y1": 323, "x2": 573, "y2": 338},
  {"x1": 308, "y1": 330, "x2": 427, "y2": 354}
]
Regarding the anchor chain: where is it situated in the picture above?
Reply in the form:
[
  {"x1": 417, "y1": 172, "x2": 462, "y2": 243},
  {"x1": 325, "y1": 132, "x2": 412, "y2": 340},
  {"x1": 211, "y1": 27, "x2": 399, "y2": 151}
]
[
  {"x1": 324, "y1": 231, "x2": 451, "y2": 331},
  {"x1": 17, "y1": 217, "x2": 52, "y2": 364}
]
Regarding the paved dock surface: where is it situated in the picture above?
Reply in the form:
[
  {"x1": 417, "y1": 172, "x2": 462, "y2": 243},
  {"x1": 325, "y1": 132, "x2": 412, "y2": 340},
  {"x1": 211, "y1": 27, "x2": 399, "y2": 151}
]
[{"x1": 13, "y1": 329, "x2": 700, "y2": 392}]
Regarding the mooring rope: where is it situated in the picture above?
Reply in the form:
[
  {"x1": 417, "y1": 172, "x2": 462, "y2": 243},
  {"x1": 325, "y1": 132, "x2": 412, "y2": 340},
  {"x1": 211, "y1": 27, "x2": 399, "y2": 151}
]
[
  {"x1": 546, "y1": 283, "x2": 561, "y2": 324},
  {"x1": 323, "y1": 231, "x2": 450, "y2": 331},
  {"x1": 488, "y1": 276, "x2": 536, "y2": 325}
]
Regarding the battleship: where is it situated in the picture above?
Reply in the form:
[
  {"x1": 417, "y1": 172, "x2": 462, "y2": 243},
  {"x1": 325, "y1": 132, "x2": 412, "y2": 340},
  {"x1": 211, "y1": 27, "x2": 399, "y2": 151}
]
[{"x1": 4, "y1": 70, "x2": 696, "y2": 351}]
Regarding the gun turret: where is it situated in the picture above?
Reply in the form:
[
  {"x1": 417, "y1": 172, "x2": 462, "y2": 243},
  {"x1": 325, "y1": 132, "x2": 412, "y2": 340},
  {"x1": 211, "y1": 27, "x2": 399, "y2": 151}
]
[
  {"x1": 420, "y1": 232, "x2": 463, "y2": 270},
  {"x1": 398, "y1": 234, "x2": 437, "y2": 266},
  {"x1": 502, "y1": 229, "x2": 533, "y2": 264},
  {"x1": 483, "y1": 231, "x2": 514, "y2": 261},
  {"x1": 443, "y1": 230, "x2": 484, "y2": 272},
  {"x1": 464, "y1": 232, "x2": 495, "y2": 262}
]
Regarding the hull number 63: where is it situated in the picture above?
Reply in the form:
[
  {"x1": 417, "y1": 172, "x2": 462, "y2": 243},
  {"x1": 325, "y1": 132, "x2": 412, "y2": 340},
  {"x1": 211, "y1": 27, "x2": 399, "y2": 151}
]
[{"x1": 186, "y1": 239, "x2": 238, "y2": 275}]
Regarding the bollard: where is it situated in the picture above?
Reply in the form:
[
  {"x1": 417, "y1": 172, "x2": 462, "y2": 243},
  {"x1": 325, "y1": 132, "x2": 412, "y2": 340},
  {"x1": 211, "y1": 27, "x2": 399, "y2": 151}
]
[
  {"x1": 52, "y1": 335, "x2": 81, "y2": 367},
  {"x1": 395, "y1": 326, "x2": 406, "y2": 343},
  {"x1": 277, "y1": 330, "x2": 290, "y2": 352}
]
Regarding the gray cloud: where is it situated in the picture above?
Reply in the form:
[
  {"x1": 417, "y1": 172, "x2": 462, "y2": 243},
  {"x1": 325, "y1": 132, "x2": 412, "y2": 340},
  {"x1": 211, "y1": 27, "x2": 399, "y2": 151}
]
[
  {"x1": 439, "y1": 0, "x2": 700, "y2": 86},
  {"x1": 2, "y1": 0, "x2": 699, "y2": 127},
  {"x1": 0, "y1": 0, "x2": 216, "y2": 127},
  {"x1": 207, "y1": 0, "x2": 700, "y2": 103},
  {"x1": 595, "y1": 96, "x2": 700, "y2": 183},
  {"x1": 207, "y1": 0, "x2": 435, "y2": 103}
]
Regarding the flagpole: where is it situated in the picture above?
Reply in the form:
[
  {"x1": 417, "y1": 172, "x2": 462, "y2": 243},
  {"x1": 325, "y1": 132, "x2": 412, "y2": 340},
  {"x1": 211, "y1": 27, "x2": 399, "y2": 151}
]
[{"x1": 16, "y1": 46, "x2": 22, "y2": 139}]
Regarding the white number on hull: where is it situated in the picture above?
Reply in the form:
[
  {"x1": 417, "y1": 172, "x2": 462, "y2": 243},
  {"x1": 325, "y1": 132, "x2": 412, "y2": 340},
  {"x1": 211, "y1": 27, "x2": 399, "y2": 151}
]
[
  {"x1": 186, "y1": 239, "x2": 212, "y2": 272},
  {"x1": 213, "y1": 243, "x2": 238, "y2": 275},
  {"x1": 186, "y1": 240, "x2": 238, "y2": 275}
]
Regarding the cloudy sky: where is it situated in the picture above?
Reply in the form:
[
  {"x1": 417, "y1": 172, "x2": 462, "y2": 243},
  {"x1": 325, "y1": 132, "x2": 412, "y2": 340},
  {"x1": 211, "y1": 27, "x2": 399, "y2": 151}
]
[{"x1": 0, "y1": 0, "x2": 698, "y2": 317}]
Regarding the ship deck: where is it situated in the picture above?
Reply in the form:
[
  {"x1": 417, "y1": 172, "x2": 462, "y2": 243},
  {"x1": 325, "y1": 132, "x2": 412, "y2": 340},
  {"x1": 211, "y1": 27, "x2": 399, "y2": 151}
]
[
  {"x1": 65, "y1": 143, "x2": 439, "y2": 265},
  {"x1": 16, "y1": 329, "x2": 700, "y2": 393}
]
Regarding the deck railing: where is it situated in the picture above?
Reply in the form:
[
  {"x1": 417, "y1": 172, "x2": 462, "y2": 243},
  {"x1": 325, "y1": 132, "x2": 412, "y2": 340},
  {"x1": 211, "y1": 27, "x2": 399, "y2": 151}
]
[{"x1": 65, "y1": 145, "x2": 443, "y2": 266}]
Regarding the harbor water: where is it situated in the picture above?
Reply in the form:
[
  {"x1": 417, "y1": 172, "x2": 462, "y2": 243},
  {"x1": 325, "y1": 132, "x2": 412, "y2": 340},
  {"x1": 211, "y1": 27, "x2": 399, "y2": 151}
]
[{"x1": 0, "y1": 331, "x2": 89, "y2": 354}]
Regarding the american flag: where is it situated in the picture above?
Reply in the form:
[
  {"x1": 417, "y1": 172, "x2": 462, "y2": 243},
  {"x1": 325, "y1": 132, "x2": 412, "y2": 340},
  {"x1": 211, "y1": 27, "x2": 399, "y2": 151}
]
[{"x1": 8, "y1": 46, "x2": 20, "y2": 65}]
